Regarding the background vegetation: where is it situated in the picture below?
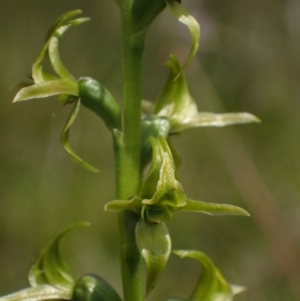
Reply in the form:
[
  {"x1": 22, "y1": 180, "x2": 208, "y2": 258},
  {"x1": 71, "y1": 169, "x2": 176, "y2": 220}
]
[{"x1": 1, "y1": 0, "x2": 300, "y2": 300}]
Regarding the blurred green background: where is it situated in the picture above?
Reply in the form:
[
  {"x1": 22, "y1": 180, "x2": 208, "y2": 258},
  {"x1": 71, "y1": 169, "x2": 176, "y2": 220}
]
[{"x1": 1, "y1": 0, "x2": 300, "y2": 300}]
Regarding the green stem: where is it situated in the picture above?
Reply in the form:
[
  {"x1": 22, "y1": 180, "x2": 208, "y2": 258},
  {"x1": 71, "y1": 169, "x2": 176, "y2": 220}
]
[{"x1": 115, "y1": 1, "x2": 144, "y2": 300}]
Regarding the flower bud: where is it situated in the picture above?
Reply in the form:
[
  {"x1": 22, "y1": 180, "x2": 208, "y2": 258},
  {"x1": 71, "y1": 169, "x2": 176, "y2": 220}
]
[
  {"x1": 78, "y1": 77, "x2": 122, "y2": 131},
  {"x1": 72, "y1": 275, "x2": 122, "y2": 301}
]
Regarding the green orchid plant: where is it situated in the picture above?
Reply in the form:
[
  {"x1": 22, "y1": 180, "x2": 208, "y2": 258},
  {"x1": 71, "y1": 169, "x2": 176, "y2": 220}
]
[{"x1": 3, "y1": 1, "x2": 260, "y2": 301}]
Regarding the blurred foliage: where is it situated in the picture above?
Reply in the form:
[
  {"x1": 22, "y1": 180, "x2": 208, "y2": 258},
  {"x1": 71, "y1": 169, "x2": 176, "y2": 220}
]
[{"x1": 1, "y1": 0, "x2": 300, "y2": 301}]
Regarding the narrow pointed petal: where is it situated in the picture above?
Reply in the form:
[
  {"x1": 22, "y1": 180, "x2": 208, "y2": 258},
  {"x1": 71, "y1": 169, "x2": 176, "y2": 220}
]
[
  {"x1": 0, "y1": 285, "x2": 71, "y2": 301},
  {"x1": 166, "y1": 0, "x2": 200, "y2": 76},
  {"x1": 29, "y1": 222, "x2": 90, "y2": 291},
  {"x1": 173, "y1": 250, "x2": 245, "y2": 301},
  {"x1": 172, "y1": 112, "x2": 261, "y2": 132},
  {"x1": 135, "y1": 220, "x2": 172, "y2": 296},
  {"x1": 12, "y1": 80, "x2": 78, "y2": 103},
  {"x1": 181, "y1": 199, "x2": 250, "y2": 216},
  {"x1": 32, "y1": 10, "x2": 86, "y2": 83},
  {"x1": 104, "y1": 196, "x2": 143, "y2": 214},
  {"x1": 48, "y1": 17, "x2": 90, "y2": 82},
  {"x1": 60, "y1": 99, "x2": 99, "y2": 173}
]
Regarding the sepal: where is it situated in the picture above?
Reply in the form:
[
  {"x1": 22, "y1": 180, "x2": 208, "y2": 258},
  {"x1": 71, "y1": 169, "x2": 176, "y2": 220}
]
[
  {"x1": 0, "y1": 285, "x2": 71, "y2": 301},
  {"x1": 135, "y1": 219, "x2": 171, "y2": 295},
  {"x1": 172, "y1": 250, "x2": 246, "y2": 301},
  {"x1": 166, "y1": 0, "x2": 200, "y2": 76},
  {"x1": 13, "y1": 80, "x2": 78, "y2": 103},
  {"x1": 141, "y1": 116, "x2": 171, "y2": 170},
  {"x1": 181, "y1": 199, "x2": 250, "y2": 216},
  {"x1": 60, "y1": 100, "x2": 99, "y2": 173}
]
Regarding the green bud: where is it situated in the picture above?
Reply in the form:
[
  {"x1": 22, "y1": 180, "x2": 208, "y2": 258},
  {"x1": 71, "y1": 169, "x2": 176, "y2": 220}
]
[
  {"x1": 78, "y1": 77, "x2": 122, "y2": 131},
  {"x1": 135, "y1": 219, "x2": 171, "y2": 295},
  {"x1": 72, "y1": 275, "x2": 122, "y2": 301},
  {"x1": 132, "y1": 0, "x2": 166, "y2": 34}
]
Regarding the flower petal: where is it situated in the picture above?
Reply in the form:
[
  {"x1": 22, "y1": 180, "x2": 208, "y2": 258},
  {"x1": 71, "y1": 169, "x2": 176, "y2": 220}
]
[
  {"x1": 60, "y1": 99, "x2": 99, "y2": 173},
  {"x1": 173, "y1": 250, "x2": 245, "y2": 301},
  {"x1": 172, "y1": 112, "x2": 261, "y2": 132},
  {"x1": 166, "y1": 0, "x2": 200, "y2": 76},
  {"x1": 104, "y1": 196, "x2": 143, "y2": 214},
  {"x1": 0, "y1": 285, "x2": 71, "y2": 301},
  {"x1": 12, "y1": 80, "x2": 78, "y2": 103},
  {"x1": 181, "y1": 199, "x2": 250, "y2": 216}
]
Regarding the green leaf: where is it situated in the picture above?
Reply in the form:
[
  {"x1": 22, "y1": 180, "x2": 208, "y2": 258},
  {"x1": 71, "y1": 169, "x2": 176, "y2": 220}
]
[
  {"x1": 181, "y1": 199, "x2": 250, "y2": 216},
  {"x1": 135, "y1": 220, "x2": 171, "y2": 296},
  {"x1": 29, "y1": 222, "x2": 90, "y2": 291},
  {"x1": 0, "y1": 285, "x2": 71, "y2": 301},
  {"x1": 60, "y1": 99, "x2": 99, "y2": 173},
  {"x1": 173, "y1": 250, "x2": 245, "y2": 301},
  {"x1": 12, "y1": 80, "x2": 78, "y2": 103},
  {"x1": 166, "y1": 0, "x2": 200, "y2": 76}
]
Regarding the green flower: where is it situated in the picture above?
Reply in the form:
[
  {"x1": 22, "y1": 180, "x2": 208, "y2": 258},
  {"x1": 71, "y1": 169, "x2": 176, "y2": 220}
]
[
  {"x1": 105, "y1": 136, "x2": 249, "y2": 295},
  {"x1": 105, "y1": 136, "x2": 249, "y2": 220},
  {"x1": 0, "y1": 223, "x2": 122, "y2": 301},
  {"x1": 151, "y1": 54, "x2": 260, "y2": 134},
  {"x1": 166, "y1": 250, "x2": 245, "y2": 301},
  {"x1": 12, "y1": 10, "x2": 121, "y2": 172}
]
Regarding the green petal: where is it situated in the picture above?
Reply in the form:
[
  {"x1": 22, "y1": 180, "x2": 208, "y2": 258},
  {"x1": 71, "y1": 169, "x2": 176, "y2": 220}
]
[
  {"x1": 173, "y1": 250, "x2": 245, "y2": 301},
  {"x1": 12, "y1": 80, "x2": 78, "y2": 103},
  {"x1": 29, "y1": 222, "x2": 90, "y2": 291},
  {"x1": 0, "y1": 285, "x2": 71, "y2": 301},
  {"x1": 154, "y1": 55, "x2": 198, "y2": 128},
  {"x1": 146, "y1": 153, "x2": 186, "y2": 208},
  {"x1": 140, "y1": 116, "x2": 171, "y2": 170},
  {"x1": 32, "y1": 10, "x2": 88, "y2": 83},
  {"x1": 60, "y1": 99, "x2": 99, "y2": 173},
  {"x1": 181, "y1": 199, "x2": 250, "y2": 216},
  {"x1": 135, "y1": 220, "x2": 171, "y2": 296},
  {"x1": 104, "y1": 196, "x2": 143, "y2": 214},
  {"x1": 48, "y1": 18, "x2": 90, "y2": 82},
  {"x1": 166, "y1": 0, "x2": 200, "y2": 76},
  {"x1": 172, "y1": 112, "x2": 261, "y2": 132}
]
